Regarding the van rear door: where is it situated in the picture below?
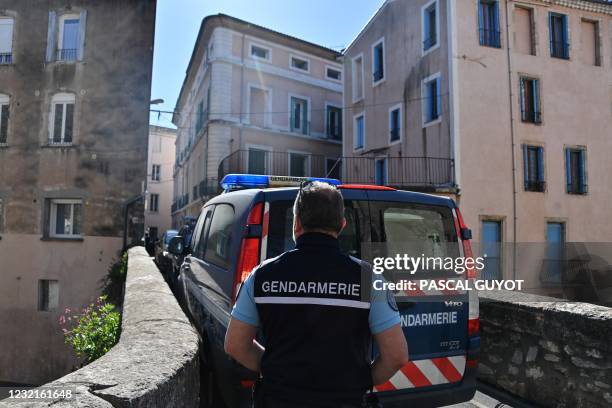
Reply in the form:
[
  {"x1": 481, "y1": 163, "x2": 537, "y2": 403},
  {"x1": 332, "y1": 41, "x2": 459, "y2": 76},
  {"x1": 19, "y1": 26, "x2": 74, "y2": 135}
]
[{"x1": 364, "y1": 190, "x2": 469, "y2": 395}]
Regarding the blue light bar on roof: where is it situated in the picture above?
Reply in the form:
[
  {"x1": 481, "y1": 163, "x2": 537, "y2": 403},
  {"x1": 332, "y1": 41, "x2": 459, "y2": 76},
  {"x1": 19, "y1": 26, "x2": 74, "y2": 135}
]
[{"x1": 221, "y1": 174, "x2": 341, "y2": 191}]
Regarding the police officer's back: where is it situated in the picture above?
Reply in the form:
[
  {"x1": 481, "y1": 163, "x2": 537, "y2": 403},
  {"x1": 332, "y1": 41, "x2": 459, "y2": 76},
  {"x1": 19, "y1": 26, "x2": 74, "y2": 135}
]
[{"x1": 225, "y1": 182, "x2": 408, "y2": 407}]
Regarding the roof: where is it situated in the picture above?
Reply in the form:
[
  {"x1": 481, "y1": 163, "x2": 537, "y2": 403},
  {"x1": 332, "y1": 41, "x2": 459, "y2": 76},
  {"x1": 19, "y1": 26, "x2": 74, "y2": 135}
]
[{"x1": 173, "y1": 14, "x2": 342, "y2": 124}]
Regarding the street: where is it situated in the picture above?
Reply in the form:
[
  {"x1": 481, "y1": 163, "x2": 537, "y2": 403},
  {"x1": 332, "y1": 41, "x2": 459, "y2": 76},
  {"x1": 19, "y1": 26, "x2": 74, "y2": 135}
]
[{"x1": 444, "y1": 382, "x2": 537, "y2": 408}]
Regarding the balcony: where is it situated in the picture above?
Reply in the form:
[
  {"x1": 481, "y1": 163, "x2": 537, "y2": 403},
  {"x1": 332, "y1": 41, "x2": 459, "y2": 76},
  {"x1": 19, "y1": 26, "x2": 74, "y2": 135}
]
[
  {"x1": 57, "y1": 48, "x2": 77, "y2": 61},
  {"x1": 0, "y1": 52, "x2": 12, "y2": 65},
  {"x1": 218, "y1": 150, "x2": 455, "y2": 191}
]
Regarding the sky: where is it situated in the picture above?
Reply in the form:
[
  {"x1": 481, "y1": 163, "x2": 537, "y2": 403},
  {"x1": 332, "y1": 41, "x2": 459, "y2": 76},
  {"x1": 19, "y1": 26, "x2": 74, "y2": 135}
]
[{"x1": 149, "y1": 0, "x2": 384, "y2": 128}]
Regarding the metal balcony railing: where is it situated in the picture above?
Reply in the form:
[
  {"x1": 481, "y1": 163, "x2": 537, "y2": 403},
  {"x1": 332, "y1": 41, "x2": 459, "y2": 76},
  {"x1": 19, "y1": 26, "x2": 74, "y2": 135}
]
[
  {"x1": 0, "y1": 53, "x2": 12, "y2": 64},
  {"x1": 525, "y1": 180, "x2": 546, "y2": 193},
  {"x1": 57, "y1": 48, "x2": 77, "y2": 61},
  {"x1": 218, "y1": 150, "x2": 455, "y2": 190}
]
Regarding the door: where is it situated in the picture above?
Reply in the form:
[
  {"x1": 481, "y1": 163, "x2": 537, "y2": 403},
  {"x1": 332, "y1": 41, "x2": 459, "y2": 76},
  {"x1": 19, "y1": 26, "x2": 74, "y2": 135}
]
[
  {"x1": 545, "y1": 222, "x2": 565, "y2": 284},
  {"x1": 482, "y1": 220, "x2": 502, "y2": 280},
  {"x1": 375, "y1": 158, "x2": 387, "y2": 185}
]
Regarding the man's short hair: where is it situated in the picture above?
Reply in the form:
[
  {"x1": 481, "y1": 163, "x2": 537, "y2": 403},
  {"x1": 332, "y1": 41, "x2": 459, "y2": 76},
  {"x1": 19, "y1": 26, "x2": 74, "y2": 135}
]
[{"x1": 293, "y1": 181, "x2": 344, "y2": 233}]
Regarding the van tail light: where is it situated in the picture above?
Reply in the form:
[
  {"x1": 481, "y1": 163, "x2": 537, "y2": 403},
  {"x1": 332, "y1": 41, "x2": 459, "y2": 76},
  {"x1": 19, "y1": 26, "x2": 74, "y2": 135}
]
[
  {"x1": 231, "y1": 203, "x2": 263, "y2": 303},
  {"x1": 455, "y1": 208, "x2": 476, "y2": 279},
  {"x1": 468, "y1": 317, "x2": 480, "y2": 337}
]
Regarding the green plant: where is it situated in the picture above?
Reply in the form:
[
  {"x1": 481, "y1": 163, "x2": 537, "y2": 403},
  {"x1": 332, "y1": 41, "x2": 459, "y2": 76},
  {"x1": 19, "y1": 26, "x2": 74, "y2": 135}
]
[{"x1": 59, "y1": 296, "x2": 121, "y2": 364}]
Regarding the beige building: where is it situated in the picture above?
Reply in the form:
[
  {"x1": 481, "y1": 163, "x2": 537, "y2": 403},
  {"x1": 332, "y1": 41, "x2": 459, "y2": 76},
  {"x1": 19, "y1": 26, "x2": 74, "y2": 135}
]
[
  {"x1": 172, "y1": 14, "x2": 343, "y2": 226},
  {"x1": 0, "y1": 0, "x2": 155, "y2": 385},
  {"x1": 344, "y1": 0, "x2": 612, "y2": 290},
  {"x1": 146, "y1": 125, "x2": 176, "y2": 239}
]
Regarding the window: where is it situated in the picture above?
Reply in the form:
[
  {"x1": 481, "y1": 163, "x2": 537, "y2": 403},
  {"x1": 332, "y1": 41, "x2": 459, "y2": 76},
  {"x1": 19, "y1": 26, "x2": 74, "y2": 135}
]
[
  {"x1": 250, "y1": 44, "x2": 270, "y2": 60},
  {"x1": 478, "y1": 0, "x2": 501, "y2": 48},
  {"x1": 46, "y1": 11, "x2": 87, "y2": 62},
  {"x1": 580, "y1": 19, "x2": 600, "y2": 66},
  {"x1": 151, "y1": 164, "x2": 161, "y2": 182},
  {"x1": 389, "y1": 105, "x2": 401, "y2": 143},
  {"x1": 519, "y1": 77, "x2": 541, "y2": 124},
  {"x1": 290, "y1": 56, "x2": 309, "y2": 72},
  {"x1": 354, "y1": 113, "x2": 364, "y2": 150},
  {"x1": 290, "y1": 96, "x2": 308, "y2": 134},
  {"x1": 49, "y1": 199, "x2": 82, "y2": 238},
  {"x1": 289, "y1": 152, "x2": 310, "y2": 177},
  {"x1": 204, "y1": 204, "x2": 234, "y2": 269},
  {"x1": 0, "y1": 17, "x2": 14, "y2": 64},
  {"x1": 326, "y1": 67, "x2": 342, "y2": 81},
  {"x1": 423, "y1": 74, "x2": 441, "y2": 124},
  {"x1": 372, "y1": 38, "x2": 385, "y2": 84},
  {"x1": 326, "y1": 105, "x2": 342, "y2": 140},
  {"x1": 0, "y1": 93, "x2": 8, "y2": 144},
  {"x1": 351, "y1": 54, "x2": 364, "y2": 102},
  {"x1": 522, "y1": 145, "x2": 545, "y2": 192},
  {"x1": 248, "y1": 147, "x2": 271, "y2": 174},
  {"x1": 422, "y1": 0, "x2": 439, "y2": 53},
  {"x1": 515, "y1": 7, "x2": 535, "y2": 55},
  {"x1": 49, "y1": 93, "x2": 75, "y2": 144},
  {"x1": 38, "y1": 280, "x2": 59, "y2": 311},
  {"x1": 149, "y1": 193, "x2": 159, "y2": 212},
  {"x1": 549, "y1": 12, "x2": 569, "y2": 59},
  {"x1": 375, "y1": 158, "x2": 388, "y2": 185},
  {"x1": 326, "y1": 158, "x2": 341, "y2": 180},
  {"x1": 482, "y1": 220, "x2": 502, "y2": 280},
  {"x1": 249, "y1": 86, "x2": 270, "y2": 128},
  {"x1": 565, "y1": 147, "x2": 587, "y2": 195}
]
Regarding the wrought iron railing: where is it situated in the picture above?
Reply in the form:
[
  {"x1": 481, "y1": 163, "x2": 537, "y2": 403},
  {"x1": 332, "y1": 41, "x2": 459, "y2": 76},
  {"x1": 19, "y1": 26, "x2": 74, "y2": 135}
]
[
  {"x1": 525, "y1": 180, "x2": 546, "y2": 192},
  {"x1": 0, "y1": 53, "x2": 12, "y2": 64},
  {"x1": 218, "y1": 150, "x2": 455, "y2": 189},
  {"x1": 57, "y1": 48, "x2": 77, "y2": 61}
]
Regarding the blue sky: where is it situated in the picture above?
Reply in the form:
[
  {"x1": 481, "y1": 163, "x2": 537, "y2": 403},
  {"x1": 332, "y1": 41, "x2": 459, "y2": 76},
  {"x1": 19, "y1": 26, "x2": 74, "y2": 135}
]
[{"x1": 149, "y1": 0, "x2": 384, "y2": 127}]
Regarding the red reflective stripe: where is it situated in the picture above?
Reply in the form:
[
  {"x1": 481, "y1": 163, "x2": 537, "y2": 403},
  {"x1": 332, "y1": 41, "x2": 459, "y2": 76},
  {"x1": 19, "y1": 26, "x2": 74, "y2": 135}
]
[
  {"x1": 431, "y1": 357, "x2": 463, "y2": 383},
  {"x1": 374, "y1": 381, "x2": 396, "y2": 392},
  {"x1": 400, "y1": 362, "x2": 432, "y2": 387}
]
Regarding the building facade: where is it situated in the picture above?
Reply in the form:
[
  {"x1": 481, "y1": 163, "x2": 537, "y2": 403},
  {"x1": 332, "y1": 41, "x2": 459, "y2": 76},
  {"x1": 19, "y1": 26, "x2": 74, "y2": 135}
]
[
  {"x1": 343, "y1": 0, "x2": 612, "y2": 290},
  {"x1": 0, "y1": 0, "x2": 156, "y2": 385},
  {"x1": 146, "y1": 125, "x2": 176, "y2": 239},
  {"x1": 172, "y1": 14, "x2": 343, "y2": 226}
]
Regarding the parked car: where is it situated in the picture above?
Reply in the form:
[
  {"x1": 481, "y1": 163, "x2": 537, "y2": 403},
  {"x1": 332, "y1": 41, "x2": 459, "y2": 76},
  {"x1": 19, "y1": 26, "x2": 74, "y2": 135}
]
[
  {"x1": 167, "y1": 217, "x2": 198, "y2": 290},
  {"x1": 155, "y1": 229, "x2": 178, "y2": 276},
  {"x1": 169, "y1": 174, "x2": 479, "y2": 408}
]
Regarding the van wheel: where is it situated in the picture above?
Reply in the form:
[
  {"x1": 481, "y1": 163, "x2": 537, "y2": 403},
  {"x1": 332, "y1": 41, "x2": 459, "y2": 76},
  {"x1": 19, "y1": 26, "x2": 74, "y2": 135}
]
[{"x1": 201, "y1": 364, "x2": 226, "y2": 408}]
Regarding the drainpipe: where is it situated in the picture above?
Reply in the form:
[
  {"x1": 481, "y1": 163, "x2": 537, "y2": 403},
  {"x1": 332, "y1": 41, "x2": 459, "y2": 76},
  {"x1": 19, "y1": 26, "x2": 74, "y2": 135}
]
[
  {"x1": 504, "y1": 0, "x2": 518, "y2": 280},
  {"x1": 123, "y1": 194, "x2": 144, "y2": 250}
]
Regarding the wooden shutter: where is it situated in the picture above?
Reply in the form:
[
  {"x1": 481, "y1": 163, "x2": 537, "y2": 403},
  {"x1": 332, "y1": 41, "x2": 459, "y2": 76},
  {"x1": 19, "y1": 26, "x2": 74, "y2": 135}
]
[
  {"x1": 565, "y1": 148, "x2": 571, "y2": 193},
  {"x1": 579, "y1": 149, "x2": 586, "y2": 193},
  {"x1": 537, "y1": 147, "x2": 545, "y2": 183},
  {"x1": 522, "y1": 145, "x2": 529, "y2": 190}
]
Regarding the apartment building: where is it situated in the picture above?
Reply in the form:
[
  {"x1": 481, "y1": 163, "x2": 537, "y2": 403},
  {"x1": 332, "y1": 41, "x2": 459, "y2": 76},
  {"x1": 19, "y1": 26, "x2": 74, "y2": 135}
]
[
  {"x1": 0, "y1": 0, "x2": 156, "y2": 384},
  {"x1": 344, "y1": 0, "x2": 612, "y2": 291},
  {"x1": 146, "y1": 125, "x2": 177, "y2": 239},
  {"x1": 172, "y1": 14, "x2": 343, "y2": 226}
]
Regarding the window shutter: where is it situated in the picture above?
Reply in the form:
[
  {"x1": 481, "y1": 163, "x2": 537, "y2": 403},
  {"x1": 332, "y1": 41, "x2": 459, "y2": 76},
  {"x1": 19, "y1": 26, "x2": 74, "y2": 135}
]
[
  {"x1": 579, "y1": 149, "x2": 586, "y2": 193},
  {"x1": 477, "y1": 2, "x2": 484, "y2": 44},
  {"x1": 548, "y1": 13, "x2": 553, "y2": 56},
  {"x1": 436, "y1": 79, "x2": 442, "y2": 118},
  {"x1": 64, "y1": 103, "x2": 74, "y2": 143},
  {"x1": 522, "y1": 145, "x2": 529, "y2": 190},
  {"x1": 493, "y1": 1, "x2": 500, "y2": 46},
  {"x1": 0, "y1": 104, "x2": 8, "y2": 143},
  {"x1": 537, "y1": 147, "x2": 545, "y2": 183},
  {"x1": 53, "y1": 104, "x2": 63, "y2": 142},
  {"x1": 565, "y1": 148, "x2": 571, "y2": 193},
  {"x1": 46, "y1": 11, "x2": 57, "y2": 62},
  {"x1": 562, "y1": 14, "x2": 569, "y2": 58},
  {"x1": 533, "y1": 79, "x2": 540, "y2": 121},
  {"x1": 290, "y1": 98, "x2": 295, "y2": 130},
  {"x1": 302, "y1": 101, "x2": 308, "y2": 133},
  {"x1": 77, "y1": 10, "x2": 87, "y2": 61},
  {"x1": 519, "y1": 78, "x2": 526, "y2": 121}
]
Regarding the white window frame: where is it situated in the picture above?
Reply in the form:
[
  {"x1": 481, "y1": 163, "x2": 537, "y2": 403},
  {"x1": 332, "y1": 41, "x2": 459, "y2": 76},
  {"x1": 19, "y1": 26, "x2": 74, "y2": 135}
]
[
  {"x1": 249, "y1": 42, "x2": 272, "y2": 62},
  {"x1": 49, "y1": 199, "x2": 82, "y2": 238},
  {"x1": 57, "y1": 13, "x2": 80, "y2": 59},
  {"x1": 421, "y1": 0, "x2": 440, "y2": 56},
  {"x1": 371, "y1": 37, "x2": 386, "y2": 87},
  {"x1": 421, "y1": 72, "x2": 442, "y2": 127},
  {"x1": 151, "y1": 164, "x2": 161, "y2": 182},
  {"x1": 288, "y1": 93, "x2": 311, "y2": 134},
  {"x1": 246, "y1": 144, "x2": 273, "y2": 174},
  {"x1": 388, "y1": 103, "x2": 403, "y2": 145},
  {"x1": 0, "y1": 17, "x2": 14, "y2": 59},
  {"x1": 49, "y1": 92, "x2": 76, "y2": 144},
  {"x1": 351, "y1": 53, "x2": 365, "y2": 103},
  {"x1": 324, "y1": 102, "x2": 342, "y2": 140},
  {"x1": 246, "y1": 83, "x2": 273, "y2": 127},
  {"x1": 0, "y1": 93, "x2": 9, "y2": 144},
  {"x1": 325, "y1": 65, "x2": 342, "y2": 82},
  {"x1": 353, "y1": 112, "x2": 365, "y2": 151},
  {"x1": 287, "y1": 150, "x2": 312, "y2": 177},
  {"x1": 289, "y1": 54, "x2": 310, "y2": 73}
]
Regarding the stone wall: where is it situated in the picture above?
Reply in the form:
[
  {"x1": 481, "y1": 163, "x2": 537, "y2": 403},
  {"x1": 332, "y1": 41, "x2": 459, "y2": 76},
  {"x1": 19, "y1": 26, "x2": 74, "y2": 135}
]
[
  {"x1": 0, "y1": 247, "x2": 200, "y2": 407},
  {"x1": 479, "y1": 290, "x2": 612, "y2": 408}
]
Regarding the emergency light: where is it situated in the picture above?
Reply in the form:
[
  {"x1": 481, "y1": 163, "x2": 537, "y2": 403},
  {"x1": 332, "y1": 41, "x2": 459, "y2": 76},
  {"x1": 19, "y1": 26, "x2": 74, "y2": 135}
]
[{"x1": 220, "y1": 174, "x2": 341, "y2": 191}]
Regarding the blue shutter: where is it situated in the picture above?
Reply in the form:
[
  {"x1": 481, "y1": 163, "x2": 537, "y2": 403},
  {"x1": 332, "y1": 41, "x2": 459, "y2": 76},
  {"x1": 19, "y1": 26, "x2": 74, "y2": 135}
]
[
  {"x1": 77, "y1": 10, "x2": 87, "y2": 61},
  {"x1": 537, "y1": 147, "x2": 545, "y2": 183},
  {"x1": 548, "y1": 13, "x2": 553, "y2": 56},
  {"x1": 565, "y1": 148, "x2": 571, "y2": 193},
  {"x1": 579, "y1": 149, "x2": 586, "y2": 193},
  {"x1": 562, "y1": 15, "x2": 569, "y2": 58},
  {"x1": 519, "y1": 78, "x2": 526, "y2": 121},
  {"x1": 493, "y1": 1, "x2": 500, "y2": 46},
  {"x1": 533, "y1": 79, "x2": 540, "y2": 122},
  {"x1": 436, "y1": 78, "x2": 442, "y2": 118},
  {"x1": 478, "y1": 1, "x2": 484, "y2": 45},
  {"x1": 522, "y1": 145, "x2": 529, "y2": 190},
  {"x1": 46, "y1": 11, "x2": 57, "y2": 62}
]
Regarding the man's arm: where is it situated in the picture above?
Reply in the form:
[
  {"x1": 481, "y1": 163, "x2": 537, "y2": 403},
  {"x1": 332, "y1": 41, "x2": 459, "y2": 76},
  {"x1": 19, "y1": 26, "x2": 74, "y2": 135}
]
[
  {"x1": 224, "y1": 318, "x2": 265, "y2": 372},
  {"x1": 371, "y1": 324, "x2": 409, "y2": 385}
]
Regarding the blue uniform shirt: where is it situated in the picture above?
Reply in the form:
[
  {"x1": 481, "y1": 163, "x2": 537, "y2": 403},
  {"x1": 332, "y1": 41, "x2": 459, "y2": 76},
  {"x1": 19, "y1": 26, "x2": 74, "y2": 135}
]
[{"x1": 231, "y1": 271, "x2": 400, "y2": 335}]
